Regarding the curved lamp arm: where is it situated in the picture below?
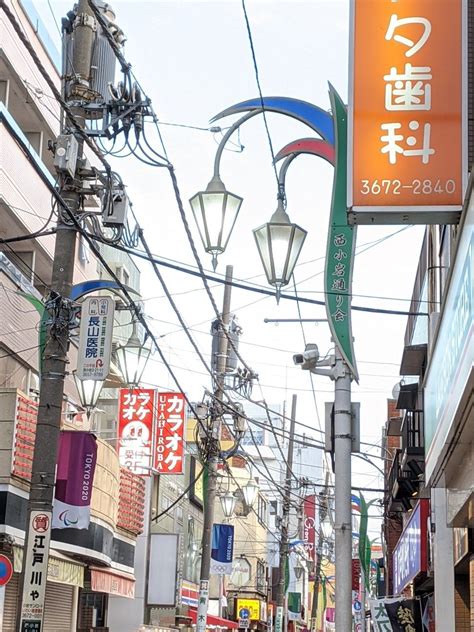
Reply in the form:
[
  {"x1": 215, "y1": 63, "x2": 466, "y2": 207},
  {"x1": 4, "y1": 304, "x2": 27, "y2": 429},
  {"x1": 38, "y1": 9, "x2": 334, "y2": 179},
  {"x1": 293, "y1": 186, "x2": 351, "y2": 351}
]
[{"x1": 213, "y1": 110, "x2": 263, "y2": 178}]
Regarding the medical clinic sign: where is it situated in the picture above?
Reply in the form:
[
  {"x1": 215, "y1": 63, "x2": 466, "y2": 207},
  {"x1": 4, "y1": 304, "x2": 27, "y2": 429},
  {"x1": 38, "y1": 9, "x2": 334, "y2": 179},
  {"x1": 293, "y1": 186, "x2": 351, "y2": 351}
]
[
  {"x1": 118, "y1": 389, "x2": 185, "y2": 475},
  {"x1": 349, "y1": 0, "x2": 466, "y2": 222}
]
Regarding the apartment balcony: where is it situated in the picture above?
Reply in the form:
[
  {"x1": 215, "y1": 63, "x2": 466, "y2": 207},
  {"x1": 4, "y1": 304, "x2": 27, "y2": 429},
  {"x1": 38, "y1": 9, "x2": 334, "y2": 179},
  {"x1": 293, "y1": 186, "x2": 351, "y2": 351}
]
[{"x1": 387, "y1": 410, "x2": 425, "y2": 512}]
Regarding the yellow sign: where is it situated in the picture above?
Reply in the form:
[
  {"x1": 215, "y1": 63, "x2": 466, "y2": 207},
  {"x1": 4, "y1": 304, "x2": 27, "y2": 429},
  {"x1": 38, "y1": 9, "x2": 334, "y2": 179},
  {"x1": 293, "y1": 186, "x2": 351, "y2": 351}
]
[{"x1": 236, "y1": 598, "x2": 261, "y2": 621}]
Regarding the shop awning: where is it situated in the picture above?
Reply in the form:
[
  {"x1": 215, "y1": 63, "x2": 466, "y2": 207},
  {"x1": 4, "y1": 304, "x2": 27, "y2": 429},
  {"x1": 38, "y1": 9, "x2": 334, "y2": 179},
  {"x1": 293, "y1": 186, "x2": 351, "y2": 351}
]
[
  {"x1": 14, "y1": 545, "x2": 84, "y2": 587},
  {"x1": 90, "y1": 566, "x2": 135, "y2": 598},
  {"x1": 188, "y1": 607, "x2": 239, "y2": 629}
]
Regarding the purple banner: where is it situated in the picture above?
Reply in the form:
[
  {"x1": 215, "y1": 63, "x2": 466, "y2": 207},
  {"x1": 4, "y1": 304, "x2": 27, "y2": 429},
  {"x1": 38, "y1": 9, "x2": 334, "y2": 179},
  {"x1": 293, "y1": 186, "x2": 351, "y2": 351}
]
[{"x1": 52, "y1": 431, "x2": 97, "y2": 529}]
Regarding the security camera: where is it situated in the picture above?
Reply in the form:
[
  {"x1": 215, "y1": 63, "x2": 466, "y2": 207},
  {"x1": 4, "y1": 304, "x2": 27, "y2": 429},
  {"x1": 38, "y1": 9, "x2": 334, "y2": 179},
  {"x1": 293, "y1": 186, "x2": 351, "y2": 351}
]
[{"x1": 293, "y1": 343, "x2": 320, "y2": 370}]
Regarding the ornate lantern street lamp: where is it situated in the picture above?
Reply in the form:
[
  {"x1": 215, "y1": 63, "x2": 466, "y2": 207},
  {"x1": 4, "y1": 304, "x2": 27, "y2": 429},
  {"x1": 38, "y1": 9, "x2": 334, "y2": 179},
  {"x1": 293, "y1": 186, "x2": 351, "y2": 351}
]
[
  {"x1": 242, "y1": 478, "x2": 259, "y2": 508},
  {"x1": 219, "y1": 492, "x2": 237, "y2": 518},
  {"x1": 73, "y1": 370, "x2": 105, "y2": 417},
  {"x1": 115, "y1": 321, "x2": 151, "y2": 386},
  {"x1": 253, "y1": 194, "x2": 307, "y2": 302}
]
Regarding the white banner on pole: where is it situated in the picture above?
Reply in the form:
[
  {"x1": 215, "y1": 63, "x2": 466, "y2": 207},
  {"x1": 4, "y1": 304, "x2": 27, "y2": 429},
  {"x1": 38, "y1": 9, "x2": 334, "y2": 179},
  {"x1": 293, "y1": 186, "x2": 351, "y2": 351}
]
[
  {"x1": 76, "y1": 296, "x2": 115, "y2": 380},
  {"x1": 19, "y1": 510, "x2": 53, "y2": 631}
]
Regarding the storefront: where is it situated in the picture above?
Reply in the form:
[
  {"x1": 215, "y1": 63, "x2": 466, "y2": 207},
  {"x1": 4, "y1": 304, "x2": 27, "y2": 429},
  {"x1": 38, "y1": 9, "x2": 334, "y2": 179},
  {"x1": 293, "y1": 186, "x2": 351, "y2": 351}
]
[
  {"x1": 77, "y1": 566, "x2": 135, "y2": 631},
  {"x1": 1, "y1": 546, "x2": 84, "y2": 632},
  {"x1": 423, "y1": 184, "x2": 474, "y2": 628}
]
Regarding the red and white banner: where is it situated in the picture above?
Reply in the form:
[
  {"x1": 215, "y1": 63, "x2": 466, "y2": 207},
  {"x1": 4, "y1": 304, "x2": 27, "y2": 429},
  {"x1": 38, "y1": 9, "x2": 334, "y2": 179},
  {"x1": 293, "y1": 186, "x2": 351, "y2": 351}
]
[
  {"x1": 118, "y1": 388, "x2": 155, "y2": 475},
  {"x1": 153, "y1": 392, "x2": 186, "y2": 474},
  {"x1": 303, "y1": 495, "x2": 317, "y2": 564}
]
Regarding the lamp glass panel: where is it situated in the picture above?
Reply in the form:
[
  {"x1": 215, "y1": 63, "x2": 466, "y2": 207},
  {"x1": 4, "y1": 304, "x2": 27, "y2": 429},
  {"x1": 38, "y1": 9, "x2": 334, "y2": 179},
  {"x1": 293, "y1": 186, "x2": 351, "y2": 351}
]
[
  {"x1": 321, "y1": 517, "x2": 333, "y2": 539},
  {"x1": 201, "y1": 192, "x2": 226, "y2": 252},
  {"x1": 285, "y1": 225, "x2": 307, "y2": 280},
  {"x1": 189, "y1": 193, "x2": 208, "y2": 251},
  {"x1": 242, "y1": 480, "x2": 258, "y2": 507},
  {"x1": 220, "y1": 493, "x2": 237, "y2": 518},
  {"x1": 254, "y1": 224, "x2": 272, "y2": 283},
  {"x1": 74, "y1": 373, "x2": 104, "y2": 409},
  {"x1": 116, "y1": 345, "x2": 150, "y2": 386},
  {"x1": 268, "y1": 223, "x2": 293, "y2": 283},
  {"x1": 220, "y1": 191, "x2": 243, "y2": 251}
]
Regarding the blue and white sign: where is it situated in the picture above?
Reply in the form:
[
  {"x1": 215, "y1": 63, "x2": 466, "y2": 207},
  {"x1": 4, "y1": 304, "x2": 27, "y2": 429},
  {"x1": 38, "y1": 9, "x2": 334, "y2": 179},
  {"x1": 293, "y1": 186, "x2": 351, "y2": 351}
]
[
  {"x1": 210, "y1": 524, "x2": 234, "y2": 575},
  {"x1": 392, "y1": 500, "x2": 428, "y2": 594},
  {"x1": 425, "y1": 195, "x2": 474, "y2": 483}
]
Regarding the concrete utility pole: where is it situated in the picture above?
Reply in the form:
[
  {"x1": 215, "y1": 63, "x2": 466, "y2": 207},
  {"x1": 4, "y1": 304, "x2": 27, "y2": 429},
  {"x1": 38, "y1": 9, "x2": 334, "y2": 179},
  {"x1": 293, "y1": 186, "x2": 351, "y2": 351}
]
[
  {"x1": 333, "y1": 346, "x2": 352, "y2": 632},
  {"x1": 17, "y1": 3, "x2": 93, "y2": 630},
  {"x1": 275, "y1": 394, "x2": 297, "y2": 632},
  {"x1": 310, "y1": 474, "x2": 329, "y2": 632},
  {"x1": 196, "y1": 266, "x2": 233, "y2": 632}
]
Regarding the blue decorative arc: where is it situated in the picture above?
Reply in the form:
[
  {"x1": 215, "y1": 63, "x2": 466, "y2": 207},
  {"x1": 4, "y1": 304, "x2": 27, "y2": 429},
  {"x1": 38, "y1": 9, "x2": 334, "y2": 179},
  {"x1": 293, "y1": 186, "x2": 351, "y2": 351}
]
[{"x1": 212, "y1": 97, "x2": 335, "y2": 146}]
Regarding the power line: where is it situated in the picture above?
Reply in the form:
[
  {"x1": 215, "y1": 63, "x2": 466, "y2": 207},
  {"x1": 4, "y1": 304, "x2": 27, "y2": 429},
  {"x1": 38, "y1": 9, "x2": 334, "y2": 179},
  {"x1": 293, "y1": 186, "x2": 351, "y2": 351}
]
[
  {"x1": 240, "y1": 0, "x2": 279, "y2": 188},
  {"x1": 84, "y1": 234, "x2": 427, "y2": 318}
]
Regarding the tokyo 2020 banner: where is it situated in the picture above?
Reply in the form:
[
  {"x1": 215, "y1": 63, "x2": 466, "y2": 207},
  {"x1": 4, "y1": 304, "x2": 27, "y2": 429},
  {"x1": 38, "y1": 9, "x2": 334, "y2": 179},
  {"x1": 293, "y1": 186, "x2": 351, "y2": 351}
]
[{"x1": 52, "y1": 431, "x2": 97, "y2": 529}]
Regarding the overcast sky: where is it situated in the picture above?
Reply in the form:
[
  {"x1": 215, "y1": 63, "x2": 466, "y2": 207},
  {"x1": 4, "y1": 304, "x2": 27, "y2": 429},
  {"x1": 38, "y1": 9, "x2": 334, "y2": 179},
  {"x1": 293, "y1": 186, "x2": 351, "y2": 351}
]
[{"x1": 35, "y1": 0, "x2": 427, "y2": 534}]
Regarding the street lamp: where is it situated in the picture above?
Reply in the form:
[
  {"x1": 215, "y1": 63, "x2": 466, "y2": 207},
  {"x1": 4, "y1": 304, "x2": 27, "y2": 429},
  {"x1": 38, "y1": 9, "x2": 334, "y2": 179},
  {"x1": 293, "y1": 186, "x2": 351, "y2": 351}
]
[
  {"x1": 115, "y1": 321, "x2": 151, "y2": 386},
  {"x1": 73, "y1": 370, "x2": 105, "y2": 417},
  {"x1": 253, "y1": 195, "x2": 307, "y2": 302},
  {"x1": 220, "y1": 491, "x2": 237, "y2": 518},
  {"x1": 189, "y1": 175, "x2": 243, "y2": 271},
  {"x1": 294, "y1": 564, "x2": 304, "y2": 580},
  {"x1": 242, "y1": 478, "x2": 259, "y2": 507},
  {"x1": 189, "y1": 111, "x2": 260, "y2": 271},
  {"x1": 320, "y1": 516, "x2": 333, "y2": 540}
]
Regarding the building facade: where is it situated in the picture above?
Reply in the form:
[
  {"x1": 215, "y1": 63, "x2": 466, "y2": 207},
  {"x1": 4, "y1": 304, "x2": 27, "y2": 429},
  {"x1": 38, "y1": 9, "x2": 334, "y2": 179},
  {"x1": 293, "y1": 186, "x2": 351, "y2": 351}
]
[{"x1": 0, "y1": 2, "x2": 146, "y2": 629}]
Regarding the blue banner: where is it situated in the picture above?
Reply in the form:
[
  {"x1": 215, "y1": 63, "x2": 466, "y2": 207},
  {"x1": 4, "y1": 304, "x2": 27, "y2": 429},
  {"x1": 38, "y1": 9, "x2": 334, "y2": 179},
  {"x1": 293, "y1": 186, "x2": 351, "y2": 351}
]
[{"x1": 210, "y1": 524, "x2": 234, "y2": 575}]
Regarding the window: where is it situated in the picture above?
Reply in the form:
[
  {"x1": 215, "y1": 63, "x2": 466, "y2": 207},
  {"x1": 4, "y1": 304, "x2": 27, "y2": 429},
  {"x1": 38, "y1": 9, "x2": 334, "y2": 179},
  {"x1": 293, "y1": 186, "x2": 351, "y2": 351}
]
[
  {"x1": 257, "y1": 494, "x2": 267, "y2": 526},
  {"x1": 256, "y1": 559, "x2": 266, "y2": 592}
]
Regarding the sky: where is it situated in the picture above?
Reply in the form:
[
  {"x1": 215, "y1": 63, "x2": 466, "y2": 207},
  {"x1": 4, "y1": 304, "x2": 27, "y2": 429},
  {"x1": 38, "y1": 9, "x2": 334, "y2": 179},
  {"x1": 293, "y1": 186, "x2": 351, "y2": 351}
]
[{"x1": 35, "y1": 0, "x2": 427, "y2": 536}]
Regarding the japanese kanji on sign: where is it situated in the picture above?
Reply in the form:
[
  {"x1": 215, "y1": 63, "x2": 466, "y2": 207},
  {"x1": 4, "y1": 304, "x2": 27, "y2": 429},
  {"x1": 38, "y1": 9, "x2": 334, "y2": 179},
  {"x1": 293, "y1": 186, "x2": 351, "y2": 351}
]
[
  {"x1": 153, "y1": 392, "x2": 186, "y2": 474},
  {"x1": 19, "y1": 510, "x2": 53, "y2": 631},
  {"x1": 349, "y1": 0, "x2": 466, "y2": 218},
  {"x1": 118, "y1": 388, "x2": 156, "y2": 475},
  {"x1": 76, "y1": 296, "x2": 115, "y2": 381}
]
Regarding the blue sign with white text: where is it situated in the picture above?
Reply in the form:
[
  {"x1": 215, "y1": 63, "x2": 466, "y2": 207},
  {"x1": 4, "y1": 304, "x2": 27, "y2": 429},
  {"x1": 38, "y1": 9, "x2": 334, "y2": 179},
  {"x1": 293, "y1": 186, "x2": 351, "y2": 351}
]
[{"x1": 210, "y1": 523, "x2": 234, "y2": 575}]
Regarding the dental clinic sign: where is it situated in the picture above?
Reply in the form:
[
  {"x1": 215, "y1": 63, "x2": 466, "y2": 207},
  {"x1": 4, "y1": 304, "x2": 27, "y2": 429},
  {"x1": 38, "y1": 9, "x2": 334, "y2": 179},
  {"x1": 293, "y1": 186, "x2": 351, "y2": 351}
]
[
  {"x1": 349, "y1": 0, "x2": 466, "y2": 221},
  {"x1": 392, "y1": 500, "x2": 429, "y2": 594}
]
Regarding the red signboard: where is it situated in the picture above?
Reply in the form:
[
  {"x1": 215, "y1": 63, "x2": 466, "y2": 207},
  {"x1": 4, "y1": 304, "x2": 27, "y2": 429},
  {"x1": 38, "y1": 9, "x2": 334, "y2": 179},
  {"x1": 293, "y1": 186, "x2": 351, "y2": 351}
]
[
  {"x1": 153, "y1": 392, "x2": 186, "y2": 474},
  {"x1": 118, "y1": 388, "x2": 155, "y2": 476},
  {"x1": 303, "y1": 495, "x2": 317, "y2": 564}
]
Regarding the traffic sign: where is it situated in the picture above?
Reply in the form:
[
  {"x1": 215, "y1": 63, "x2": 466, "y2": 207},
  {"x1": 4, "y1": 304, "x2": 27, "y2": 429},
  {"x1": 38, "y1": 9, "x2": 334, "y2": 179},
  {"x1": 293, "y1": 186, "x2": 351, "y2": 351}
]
[
  {"x1": 353, "y1": 600, "x2": 362, "y2": 612},
  {"x1": 0, "y1": 554, "x2": 13, "y2": 586},
  {"x1": 239, "y1": 608, "x2": 250, "y2": 619},
  {"x1": 238, "y1": 619, "x2": 250, "y2": 629}
]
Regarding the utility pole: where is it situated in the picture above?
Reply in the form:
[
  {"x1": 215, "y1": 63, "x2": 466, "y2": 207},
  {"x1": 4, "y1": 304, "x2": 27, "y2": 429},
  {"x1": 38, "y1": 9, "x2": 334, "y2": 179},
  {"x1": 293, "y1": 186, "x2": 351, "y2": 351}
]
[
  {"x1": 17, "y1": 3, "x2": 93, "y2": 630},
  {"x1": 293, "y1": 343, "x2": 354, "y2": 632},
  {"x1": 310, "y1": 473, "x2": 329, "y2": 632},
  {"x1": 333, "y1": 345, "x2": 352, "y2": 632},
  {"x1": 196, "y1": 265, "x2": 233, "y2": 632},
  {"x1": 275, "y1": 394, "x2": 297, "y2": 632}
]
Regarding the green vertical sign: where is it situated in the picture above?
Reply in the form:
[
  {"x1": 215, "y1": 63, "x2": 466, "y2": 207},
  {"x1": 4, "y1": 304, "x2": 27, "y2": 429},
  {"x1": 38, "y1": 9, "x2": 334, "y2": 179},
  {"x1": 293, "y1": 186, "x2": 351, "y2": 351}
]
[{"x1": 325, "y1": 85, "x2": 358, "y2": 381}]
